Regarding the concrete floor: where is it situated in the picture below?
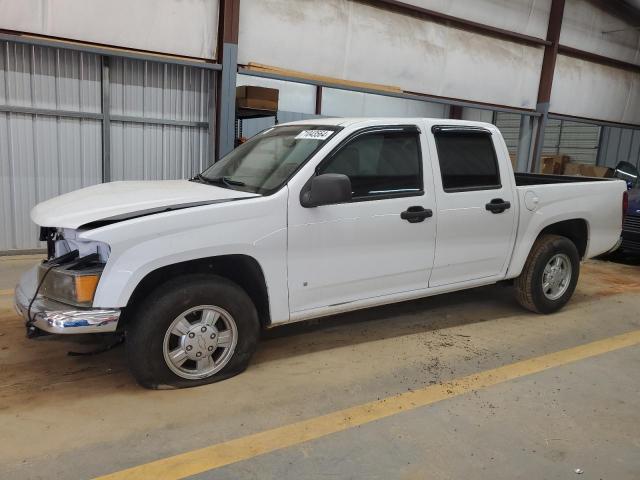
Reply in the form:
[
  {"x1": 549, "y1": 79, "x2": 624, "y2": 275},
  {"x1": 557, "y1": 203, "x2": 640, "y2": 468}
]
[{"x1": 0, "y1": 255, "x2": 639, "y2": 479}]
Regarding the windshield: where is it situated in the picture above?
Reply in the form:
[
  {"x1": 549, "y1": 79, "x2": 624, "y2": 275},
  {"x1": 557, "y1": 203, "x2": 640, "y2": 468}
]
[{"x1": 199, "y1": 125, "x2": 341, "y2": 194}]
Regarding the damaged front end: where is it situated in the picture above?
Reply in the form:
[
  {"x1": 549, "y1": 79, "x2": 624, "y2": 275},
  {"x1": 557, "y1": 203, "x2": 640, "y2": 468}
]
[{"x1": 15, "y1": 227, "x2": 120, "y2": 337}]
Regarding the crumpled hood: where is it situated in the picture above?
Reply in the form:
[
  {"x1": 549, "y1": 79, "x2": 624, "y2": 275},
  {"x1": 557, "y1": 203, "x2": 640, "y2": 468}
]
[{"x1": 31, "y1": 180, "x2": 259, "y2": 229}]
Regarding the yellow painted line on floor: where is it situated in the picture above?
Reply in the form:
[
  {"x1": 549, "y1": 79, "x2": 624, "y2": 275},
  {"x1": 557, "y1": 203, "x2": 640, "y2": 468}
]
[{"x1": 95, "y1": 329, "x2": 640, "y2": 480}]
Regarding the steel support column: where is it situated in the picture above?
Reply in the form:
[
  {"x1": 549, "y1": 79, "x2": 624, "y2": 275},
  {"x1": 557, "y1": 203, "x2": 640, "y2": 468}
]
[
  {"x1": 449, "y1": 105, "x2": 463, "y2": 120},
  {"x1": 215, "y1": 0, "x2": 240, "y2": 160},
  {"x1": 531, "y1": 0, "x2": 565, "y2": 172},
  {"x1": 516, "y1": 115, "x2": 534, "y2": 173},
  {"x1": 101, "y1": 56, "x2": 111, "y2": 182},
  {"x1": 315, "y1": 85, "x2": 323, "y2": 116}
]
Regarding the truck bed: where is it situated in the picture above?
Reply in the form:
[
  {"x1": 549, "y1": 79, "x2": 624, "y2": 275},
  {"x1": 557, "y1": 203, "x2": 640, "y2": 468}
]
[{"x1": 515, "y1": 173, "x2": 613, "y2": 186}]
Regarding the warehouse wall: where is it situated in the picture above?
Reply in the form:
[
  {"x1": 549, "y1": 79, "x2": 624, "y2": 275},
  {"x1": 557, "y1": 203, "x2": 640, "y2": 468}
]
[
  {"x1": 550, "y1": 0, "x2": 640, "y2": 124},
  {"x1": 109, "y1": 58, "x2": 212, "y2": 181},
  {"x1": 543, "y1": 119, "x2": 601, "y2": 164},
  {"x1": 560, "y1": 0, "x2": 640, "y2": 66},
  {"x1": 320, "y1": 88, "x2": 446, "y2": 118},
  {"x1": 550, "y1": 55, "x2": 640, "y2": 125},
  {"x1": 598, "y1": 127, "x2": 640, "y2": 171},
  {"x1": 401, "y1": 0, "x2": 551, "y2": 39},
  {"x1": 0, "y1": 42, "x2": 102, "y2": 250},
  {"x1": 0, "y1": 41, "x2": 214, "y2": 251},
  {"x1": 236, "y1": 73, "x2": 446, "y2": 138},
  {"x1": 0, "y1": 0, "x2": 219, "y2": 60},
  {"x1": 495, "y1": 113, "x2": 601, "y2": 168},
  {"x1": 237, "y1": 75, "x2": 317, "y2": 114},
  {"x1": 238, "y1": 0, "x2": 545, "y2": 109}
]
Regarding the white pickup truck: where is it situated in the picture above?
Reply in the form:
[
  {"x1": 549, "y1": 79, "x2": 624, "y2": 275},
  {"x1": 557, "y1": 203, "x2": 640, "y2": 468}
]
[{"x1": 15, "y1": 118, "x2": 627, "y2": 388}]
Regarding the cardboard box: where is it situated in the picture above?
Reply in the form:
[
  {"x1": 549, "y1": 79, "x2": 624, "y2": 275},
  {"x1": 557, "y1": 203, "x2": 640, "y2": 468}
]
[
  {"x1": 579, "y1": 164, "x2": 612, "y2": 178},
  {"x1": 562, "y1": 162, "x2": 613, "y2": 178},
  {"x1": 236, "y1": 86, "x2": 279, "y2": 111},
  {"x1": 563, "y1": 162, "x2": 582, "y2": 175},
  {"x1": 541, "y1": 155, "x2": 569, "y2": 174}
]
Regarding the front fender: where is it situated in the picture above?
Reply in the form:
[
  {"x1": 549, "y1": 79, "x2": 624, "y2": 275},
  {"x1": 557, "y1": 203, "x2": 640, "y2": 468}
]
[{"x1": 82, "y1": 190, "x2": 290, "y2": 324}]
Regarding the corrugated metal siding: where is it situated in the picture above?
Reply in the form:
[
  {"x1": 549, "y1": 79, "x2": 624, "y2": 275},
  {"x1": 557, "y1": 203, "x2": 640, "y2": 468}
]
[
  {"x1": 1, "y1": 41, "x2": 214, "y2": 251},
  {"x1": 541, "y1": 118, "x2": 562, "y2": 155},
  {"x1": 109, "y1": 58, "x2": 213, "y2": 180},
  {"x1": 542, "y1": 119, "x2": 600, "y2": 164},
  {"x1": 598, "y1": 127, "x2": 640, "y2": 170},
  {"x1": 0, "y1": 42, "x2": 102, "y2": 250},
  {"x1": 110, "y1": 122, "x2": 209, "y2": 181},
  {"x1": 0, "y1": 41, "x2": 101, "y2": 112},
  {"x1": 556, "y1": 121, "x2": 600, "y2": 164},
  {"x1": 110, "y1": 59, "x2": 211, "y2": 121},
  {"x1": 494, "y1": 113, "x2": 521, "y2": 155}
]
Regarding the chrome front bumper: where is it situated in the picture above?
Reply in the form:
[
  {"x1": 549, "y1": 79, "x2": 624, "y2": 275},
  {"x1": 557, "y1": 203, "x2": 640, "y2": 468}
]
[{"x1": 14, "y1": 266, "x2": 120, "y2": 335}]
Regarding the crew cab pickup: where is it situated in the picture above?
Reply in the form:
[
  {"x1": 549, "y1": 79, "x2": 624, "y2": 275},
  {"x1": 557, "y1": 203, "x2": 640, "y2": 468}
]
[{"x1": 15, "y1": 118, "x2": 627, "y2": 388}]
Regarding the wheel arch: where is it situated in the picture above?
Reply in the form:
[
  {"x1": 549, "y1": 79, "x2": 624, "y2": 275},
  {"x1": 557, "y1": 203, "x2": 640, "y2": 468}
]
[
  {"x1": 507, "y1": 217, "x2": 590, "y2": 279},
  {"x1": 537, "y1": 218, "x2": 589, "y2": 259},
  {"x1": 121, "y1": 254, "x2": 271, "y2": 328}
]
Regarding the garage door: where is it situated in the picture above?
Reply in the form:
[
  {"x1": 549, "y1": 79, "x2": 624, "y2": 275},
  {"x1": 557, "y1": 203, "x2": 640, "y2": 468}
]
[{"x1": 0, "y1": 41, "x2": 214, "y2": 252}]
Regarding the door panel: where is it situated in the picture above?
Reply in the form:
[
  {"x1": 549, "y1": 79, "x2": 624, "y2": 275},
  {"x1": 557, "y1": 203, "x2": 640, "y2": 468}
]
[
  {"x1": 287, "y1": 126, "x2": 436, "y2": 313},
  {"x1": 288, "y1": 197, "x2": 436, "y2": 312},
  {"x1": 428, "y1": 127, "x2": 517, "y2": 287}
]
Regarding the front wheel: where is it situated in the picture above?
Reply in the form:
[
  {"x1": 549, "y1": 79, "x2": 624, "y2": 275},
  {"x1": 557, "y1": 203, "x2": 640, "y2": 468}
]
[
  {"x1": 126, "y1": 274, "x2": 260, "y2": 389},
  {"x1": 514, "y1": 234, "x2": 580, "y2": 314}
]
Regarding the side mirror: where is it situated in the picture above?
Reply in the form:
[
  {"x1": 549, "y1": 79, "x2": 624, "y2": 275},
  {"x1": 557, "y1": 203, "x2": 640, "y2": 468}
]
[
  {"x1": 300, "y1": 173, "x2": 352, "y2": 208},
  {"x1": 614, "y1": 161, "x2": 639, "y2": 190}
]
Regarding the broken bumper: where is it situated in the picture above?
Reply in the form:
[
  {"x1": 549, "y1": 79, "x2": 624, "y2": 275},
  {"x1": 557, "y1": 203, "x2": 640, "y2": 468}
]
[{"x1": 14, "y1": 266, "x2": 120, "y2": 334}]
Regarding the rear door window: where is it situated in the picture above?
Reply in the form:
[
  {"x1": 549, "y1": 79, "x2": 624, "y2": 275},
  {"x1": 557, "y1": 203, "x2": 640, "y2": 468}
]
[{"x1": 433, "y1": 130, "x2": 501, "y2": 192}]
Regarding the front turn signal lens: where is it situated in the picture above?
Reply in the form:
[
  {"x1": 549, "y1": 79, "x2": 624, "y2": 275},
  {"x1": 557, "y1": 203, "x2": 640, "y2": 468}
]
[{"x1": 75, "y1": 274, "x2": 100, "y2": 304}]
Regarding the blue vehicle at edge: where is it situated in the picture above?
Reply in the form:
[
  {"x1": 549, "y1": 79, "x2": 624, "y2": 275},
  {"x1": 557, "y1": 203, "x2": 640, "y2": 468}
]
[
  {"x1": 622, "y1": 186, "x2": 640, "y2": 254},
  {"x1": 614, "y1": 160, "x2": 640, "y2": 255}
]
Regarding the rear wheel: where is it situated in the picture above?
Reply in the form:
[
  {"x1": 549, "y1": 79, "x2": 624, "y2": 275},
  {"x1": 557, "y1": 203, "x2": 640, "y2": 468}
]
[
  {"x1": 126, "y1": 274, "x2": 260, "y2": 389},
  {"x1": 514, "y1": 234, "x2": 580, "y2": 314}
]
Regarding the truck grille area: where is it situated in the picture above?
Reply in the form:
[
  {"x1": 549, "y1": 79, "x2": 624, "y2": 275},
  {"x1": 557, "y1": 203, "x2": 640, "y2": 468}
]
[{"x1": 623, "y1": 214, "x2": 640, "y2": 234}]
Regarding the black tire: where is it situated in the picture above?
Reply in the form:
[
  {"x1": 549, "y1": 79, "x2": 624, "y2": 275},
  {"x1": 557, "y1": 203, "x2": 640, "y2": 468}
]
[
  {"x1": 514, "y1": 234, "x2": 580, "y2": 314},
  {"x1": 126, "y1": 274, "x2": 260, "y2": 389}
]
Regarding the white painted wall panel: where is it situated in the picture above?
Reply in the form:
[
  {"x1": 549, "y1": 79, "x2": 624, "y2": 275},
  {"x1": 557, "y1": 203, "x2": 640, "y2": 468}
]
[
  {"x1": 240, "y1": 111, "x2": 322, "y2": 139},
  {"x1": 238, "y1": 0, "x2": 545, "y2": 109},
  {"x1": 560, "y1": 0, "x2": 640, "y2": 67},
  {"x1": 404, "y1": 0, "x2": 551, "y2": 39},
  {"x1": 550, "y1": 54, "x2": 640, "y2": 125},
  {"x1": 321, "y1": 88, "x2": 446, "y2": 118},
  {"x1": 461, "y1": 107, "x2": 494, "y2": 123},
  {"x1": 236, "y1": 74, "x2": 317, "y2": 114},
  {"x1": 0, "y1": 0, "x2": 219, "y2": 60}
]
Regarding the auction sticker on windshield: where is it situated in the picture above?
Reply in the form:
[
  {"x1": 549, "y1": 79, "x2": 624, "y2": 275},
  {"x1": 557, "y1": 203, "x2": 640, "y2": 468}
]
[{"x1": 295, "y1": 130, "x2": 334, "y2": 140}]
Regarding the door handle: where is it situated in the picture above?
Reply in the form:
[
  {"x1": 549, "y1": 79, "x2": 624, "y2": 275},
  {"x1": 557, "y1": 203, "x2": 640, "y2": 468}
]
[
  {"x1": 400, "y1": 206, "x2": 433, "y2": 223},
  {"x1": 485, "y1": 198, "x2": 511, "y2": 214}
]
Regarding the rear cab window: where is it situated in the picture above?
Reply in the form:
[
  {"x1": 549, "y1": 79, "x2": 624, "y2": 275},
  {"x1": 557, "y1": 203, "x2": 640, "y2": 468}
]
[{"x1": 432, "y1": 127, "x2": 501, "y2": 192}]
